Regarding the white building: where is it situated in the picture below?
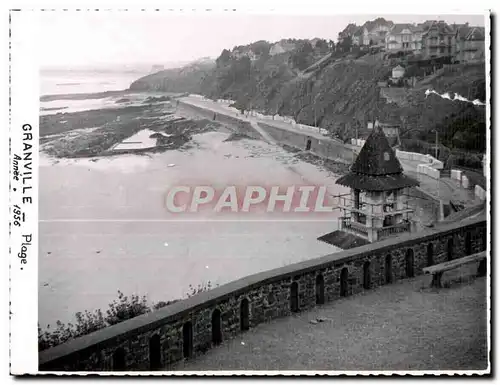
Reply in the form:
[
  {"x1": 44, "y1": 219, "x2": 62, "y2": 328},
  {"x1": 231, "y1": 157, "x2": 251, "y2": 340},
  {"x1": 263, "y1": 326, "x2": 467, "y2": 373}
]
[{"x1": 392, "y1": 65, "x2": 405, "y2": 79}]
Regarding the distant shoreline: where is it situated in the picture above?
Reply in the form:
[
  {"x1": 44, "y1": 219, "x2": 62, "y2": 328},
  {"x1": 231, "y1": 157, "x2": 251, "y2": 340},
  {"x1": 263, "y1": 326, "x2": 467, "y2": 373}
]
[
  {"x1": 40, "y1": 89, "x2": 187, "y2": 102},
  {"x1": 39, "y1": 89, "x2": 130, "y2": 102}
]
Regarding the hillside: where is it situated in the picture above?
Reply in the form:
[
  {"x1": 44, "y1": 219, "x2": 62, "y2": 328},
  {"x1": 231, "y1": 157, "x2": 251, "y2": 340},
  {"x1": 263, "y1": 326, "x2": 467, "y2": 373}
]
[
  {"x1": 129, "y1": 40, "x2": 486, "y2": 165},
  {"x1": 129, "y1": 58, "x2": 216, "y2": 93}
]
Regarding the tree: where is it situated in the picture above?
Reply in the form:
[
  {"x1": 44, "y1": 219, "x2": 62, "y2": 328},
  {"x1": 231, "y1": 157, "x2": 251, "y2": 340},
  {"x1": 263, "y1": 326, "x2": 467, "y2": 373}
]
[
  {"x1": 291, "y1": 41, "x2": 314, "y2": 70},
  {"x1": 328, "y1": 40, "x2": 336, "y2": 52},
  {"x1": 339, "y1": 35, "x2": 353, "y2": 53},
  {"x1": 315, "y1": 39, "x2": 329, "y2": 55},
  {"x1": 216, "y1": 49, "x2": 231, "y2": 68},
  {"x1": 250, "y1": 40, "x2": 271, "y2": 57}
]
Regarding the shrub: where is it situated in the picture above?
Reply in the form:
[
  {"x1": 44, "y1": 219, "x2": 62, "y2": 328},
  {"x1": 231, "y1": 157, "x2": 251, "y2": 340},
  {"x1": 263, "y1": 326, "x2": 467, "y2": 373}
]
[
  {"x1": 38, "y1": 309, "x2": 107, "y2": 352},
  {"x1": 186, "y1": 281, "x2": 218, "y2": 298},
  {"x1": 105, "y1": 290, "x2": 151, "y2": 326},
  {"x1": 39, "y1": 282, "x2": 219, "y2": 351}
]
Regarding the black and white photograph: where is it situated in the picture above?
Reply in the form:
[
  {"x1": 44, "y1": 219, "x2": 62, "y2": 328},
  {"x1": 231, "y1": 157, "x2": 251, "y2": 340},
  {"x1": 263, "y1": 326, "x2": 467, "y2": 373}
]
[{"x1": 7, "y1": 5, "x2": 491, "y2": 375}]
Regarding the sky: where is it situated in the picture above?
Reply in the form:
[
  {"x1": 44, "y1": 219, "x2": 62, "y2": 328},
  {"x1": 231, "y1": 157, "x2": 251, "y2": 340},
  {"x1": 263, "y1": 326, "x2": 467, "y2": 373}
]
[{"x1": 36, "y1": 11, "x2": 486, "y2": 68}]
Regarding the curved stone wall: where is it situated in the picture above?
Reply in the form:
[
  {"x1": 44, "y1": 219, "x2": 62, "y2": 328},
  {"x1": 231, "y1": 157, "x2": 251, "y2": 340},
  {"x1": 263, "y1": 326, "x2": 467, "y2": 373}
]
[{"x1": 39, "y1": 216, "x2": 487, "y2": 371}]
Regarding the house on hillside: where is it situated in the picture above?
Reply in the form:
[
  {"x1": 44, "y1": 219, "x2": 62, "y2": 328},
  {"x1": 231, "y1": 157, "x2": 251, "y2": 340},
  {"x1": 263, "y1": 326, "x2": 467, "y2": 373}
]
[
  {"x1": 310, "y1": 38, "x2": 320, "y2": 47},
  {"x1": 410, "y1": 24, "x2": 425, "y2": 52},
  {"x1": 421, "y1": 20, "x2": 456, "y2": 58},
  {"x1": 455, "y1": 26, "x2": 485, "y2": 62},
  {"x1": 392, "y1": 65, "x2": 405, "y2": 79},
  {"x1": 338, "y1": 23, "x2": 359, "y2": 44},
  {"x1": 385, "y1": 23, "x2": 423, "y2": 52},
  {"x1": 352, "y1": 27, "x2": 364, "y2": 46},
  {"x1": 269, "y1": 41, "x2": 297, "y2": 56},
  {"x1": 369, "y1": 118, "x2": 401, "y2": 147},
  {"x1": 362, "y1": 18, "x2": 394, "y2": 46}
]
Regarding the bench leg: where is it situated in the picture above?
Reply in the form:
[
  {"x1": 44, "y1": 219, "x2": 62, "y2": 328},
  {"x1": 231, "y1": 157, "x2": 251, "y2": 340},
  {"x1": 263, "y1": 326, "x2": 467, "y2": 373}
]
[
  {"x1": 477, "y1": 259, "x2": 487, "y2": 277},
  {"x1": 430, "y1": 272, "x2": 443, "y2": 288}
]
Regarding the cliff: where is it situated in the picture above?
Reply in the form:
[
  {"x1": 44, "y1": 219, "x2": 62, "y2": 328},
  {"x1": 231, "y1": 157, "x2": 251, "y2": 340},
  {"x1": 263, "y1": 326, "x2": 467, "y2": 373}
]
[
  {"x1": 129, "y1": 40, "x2": 486, "y2": 161},
  {"x1": 129, "y1": 59, "x2": 216, "y2": 93}
]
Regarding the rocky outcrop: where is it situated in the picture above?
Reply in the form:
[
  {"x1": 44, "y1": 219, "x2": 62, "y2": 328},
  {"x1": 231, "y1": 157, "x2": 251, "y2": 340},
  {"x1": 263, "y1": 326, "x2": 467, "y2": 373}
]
[{"x1": 129, "y1": 60, "x2": 215, "y2": 93}]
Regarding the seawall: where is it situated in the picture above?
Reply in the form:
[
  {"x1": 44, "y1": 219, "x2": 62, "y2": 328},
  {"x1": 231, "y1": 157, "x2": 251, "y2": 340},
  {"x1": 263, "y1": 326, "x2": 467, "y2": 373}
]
[
  {"x1": 257, "y1": 122, "x2": 355, "y2": 164},
  {"x1": 177, "y1": 100, "x2": 356, "y2": 164},
  {"x1": 177, "y1": 101, "x2": 263, "y2": 141},
  {"x1": 39, "y1": 216, "x2": 487, "y2": 371}
]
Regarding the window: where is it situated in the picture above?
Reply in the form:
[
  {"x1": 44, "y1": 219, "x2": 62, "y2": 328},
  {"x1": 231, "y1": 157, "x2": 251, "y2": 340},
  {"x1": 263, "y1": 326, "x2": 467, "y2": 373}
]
[
  {"x1": 465, "y1": 232, "x2": 472, "y2": 255},
  {"x1": 447, "y1": 238, "x2": 454, "y2": 261},
  {"x1": 211, "y1": 309, "x2": 222, "y2": 346},
  {"x1": 316, "y1": 275, "x2": 325, "y2": 305},
  {"x1": 149, "y1": 335, "x2": 161, "y2": 370},
  {"x1": 240, "y1": 299, "x2": 250, "y2": 331},
  {"x1": 182, "y1": 322, "x2": 193, "y2": 359},
  {"x1": 363, "y1": 261, "x2": 371, "y2": 290},
  {"x1": 340, "y1": 268, "x2": 349, "y2": 297},
  {"x1": 406, "y1": 249, "x2": 415, "y2": 278},
  {"x1": 427, "y1": 243, "x2": 434, "y2": 266},
  {"x1": 385, "y1": 255, "x2": 392, "y2": 284},
  {"x1": 112, "y1": 348, "x2": 126, "y2": 371},
  {"x1": 290, "y1": 281, "x2": 299, "y2": 312}
]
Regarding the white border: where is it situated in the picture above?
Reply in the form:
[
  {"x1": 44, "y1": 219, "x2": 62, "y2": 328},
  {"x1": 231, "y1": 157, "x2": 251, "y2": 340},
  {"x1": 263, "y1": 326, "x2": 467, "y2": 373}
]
[
  {"x1": 5, "y1": 3, "x2": 493, "y2": 377},
  {"x1": 9, "y1": 10, "x2": 39, "y2": 376}
]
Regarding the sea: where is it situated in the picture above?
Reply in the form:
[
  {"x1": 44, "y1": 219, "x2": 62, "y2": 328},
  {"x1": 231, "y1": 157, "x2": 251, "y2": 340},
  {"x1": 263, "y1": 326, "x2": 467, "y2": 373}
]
[
  {"x1": 39, "y1": 70, "x2": 346, "y2": 328},
  {"x1": 40, "y1": 69, "x2": 142, "y2": 96}
]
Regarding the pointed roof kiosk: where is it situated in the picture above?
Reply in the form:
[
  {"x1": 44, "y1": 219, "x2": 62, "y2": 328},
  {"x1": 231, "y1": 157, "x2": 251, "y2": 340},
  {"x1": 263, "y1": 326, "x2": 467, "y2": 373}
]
[{"x1": 318, "y1": 126, "x2": 419, "y2": 249}]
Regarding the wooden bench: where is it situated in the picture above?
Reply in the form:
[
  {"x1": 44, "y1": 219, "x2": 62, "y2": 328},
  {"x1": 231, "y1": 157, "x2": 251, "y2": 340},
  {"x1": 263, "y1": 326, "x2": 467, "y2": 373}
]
[{"x1": 423, "y1": 251, "x2": 487, "y2": 288}]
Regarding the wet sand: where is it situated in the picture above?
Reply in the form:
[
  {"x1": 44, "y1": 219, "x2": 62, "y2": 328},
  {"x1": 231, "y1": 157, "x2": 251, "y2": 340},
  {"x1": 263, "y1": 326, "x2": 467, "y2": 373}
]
[{"x1": 39, "y1": 131, "x2": 348, "y2": 327}]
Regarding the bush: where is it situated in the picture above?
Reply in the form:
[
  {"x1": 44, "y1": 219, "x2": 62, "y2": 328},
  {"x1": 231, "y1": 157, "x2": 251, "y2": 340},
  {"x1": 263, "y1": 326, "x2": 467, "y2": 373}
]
[
  {"x1": 39, "y1": 283, "x2": 219, "y2": 351},
  {"x1": 187, "y1": 281, "x2": 218, "y2": 298},
  {"x1": 446, "y1": 152, "x2": 483, "y2": 170},
  {"x1": 38, "y1": 309, "x2": 107, "y2": 352},
  {"x1": 105, "y1": 290, "x2": 150, "y2": 326}
]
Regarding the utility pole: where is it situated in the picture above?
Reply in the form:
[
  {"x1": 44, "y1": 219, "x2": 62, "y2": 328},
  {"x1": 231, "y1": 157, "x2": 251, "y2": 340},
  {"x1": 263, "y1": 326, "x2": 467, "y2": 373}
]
[{"x1": 435, "y1": 130, "x2": 438, "y2": 159}]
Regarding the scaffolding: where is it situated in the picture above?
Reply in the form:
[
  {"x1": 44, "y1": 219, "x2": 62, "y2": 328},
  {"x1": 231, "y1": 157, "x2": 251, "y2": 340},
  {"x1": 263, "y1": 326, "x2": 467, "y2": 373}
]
[{"x1": 333, "y1": 192, "x2": 415, "y2": 242}]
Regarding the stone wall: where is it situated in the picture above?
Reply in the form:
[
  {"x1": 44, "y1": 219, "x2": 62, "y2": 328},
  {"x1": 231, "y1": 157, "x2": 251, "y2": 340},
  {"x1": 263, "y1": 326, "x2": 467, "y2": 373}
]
[
  {"x1": 39, "y1": 216, "x2": 487, "y2": 372},
  {"x1": 407, "y1": 186, "x2": 443, "y2": 223},
  {"x1": 257, "y1": 122, "x2": 355, "y2": 164},
  {"x1": 178, "y1": 100, "x2": 356, "y2": 164},
  {"x1": 177, "y1": 101, "x2": 262, "y2": 141}
]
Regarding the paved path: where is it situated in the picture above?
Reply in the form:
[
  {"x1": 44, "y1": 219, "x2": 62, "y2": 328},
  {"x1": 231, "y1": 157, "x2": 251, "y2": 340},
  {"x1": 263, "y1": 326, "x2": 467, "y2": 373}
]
[
  {"x1": 180, "y1": 96, "x2": 338, "y2": 143},
  {"x1": 172, "y1": 264, "x2": 487, "y2": 372},
  {"x1": 249, "y1": 119, "x2": 276, "y2": 144}
]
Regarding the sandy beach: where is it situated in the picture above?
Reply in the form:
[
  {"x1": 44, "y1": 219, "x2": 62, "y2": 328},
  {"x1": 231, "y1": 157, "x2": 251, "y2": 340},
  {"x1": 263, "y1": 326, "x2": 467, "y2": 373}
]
[{"x1": 39, "y1": 127, "x2": 349, "y2": 327}]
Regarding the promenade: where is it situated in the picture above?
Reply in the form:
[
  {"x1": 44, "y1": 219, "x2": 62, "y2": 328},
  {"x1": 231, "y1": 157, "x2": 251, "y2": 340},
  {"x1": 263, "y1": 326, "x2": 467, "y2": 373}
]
[
  {"x1": 172, "y1": 264, "x2": 487, "y2": 372},
  {"x1": 179, "y1": 96, "x2": 476, "y2": 207}
]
